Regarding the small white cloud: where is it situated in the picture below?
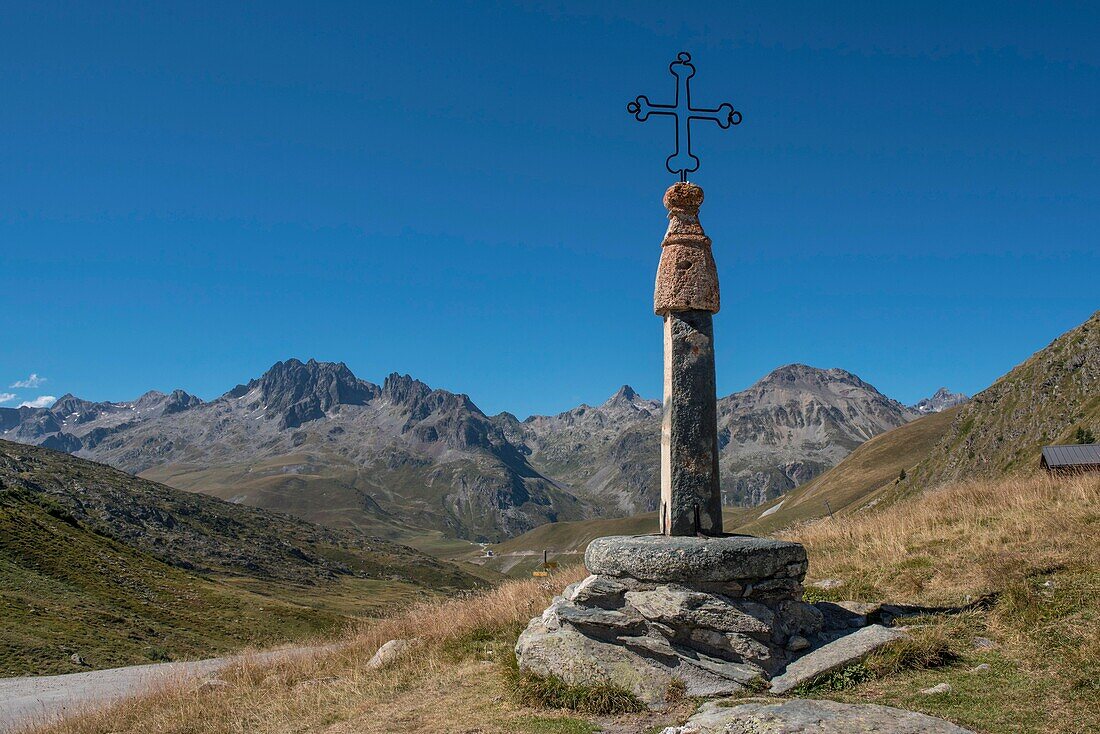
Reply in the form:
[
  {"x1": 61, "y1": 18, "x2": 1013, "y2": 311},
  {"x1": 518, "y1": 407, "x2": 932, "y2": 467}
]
[
  {"x1": 11, "y1": 373, "x2": 47, "y2": 389},
  {"x1": 18, "y1": 395, "x2": 57, "y2": 409},
  {"x1": 0, "y1": 392, "x2": 16, "y2": 403}
]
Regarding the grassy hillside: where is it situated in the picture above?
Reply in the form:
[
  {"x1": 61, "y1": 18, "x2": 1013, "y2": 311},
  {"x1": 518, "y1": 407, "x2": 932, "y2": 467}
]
[
  {"x1": 913, "y1": 310, "x2": 1099, "y2": 485},
  {"x1": 736, "y1": 408, "x2": 959, "y2": 535},
  {"x1": 33, "y1": 472, "x2": 1099, "y2": 734},
  {"x1": 789, "y1": 474, "x2": 1099, "y2": 733},
  {"x1": 0, "y1": 440, "x2": 485, "y2": 676}
]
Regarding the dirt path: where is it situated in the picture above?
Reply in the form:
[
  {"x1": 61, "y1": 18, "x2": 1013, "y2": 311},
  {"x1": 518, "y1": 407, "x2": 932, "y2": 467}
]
[{"x1": 0, "y1": 646, "x2": 330, "y2": 733}]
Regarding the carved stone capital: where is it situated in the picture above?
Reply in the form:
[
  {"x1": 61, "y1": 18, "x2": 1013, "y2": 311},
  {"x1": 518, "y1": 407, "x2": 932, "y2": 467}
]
[{"x1": 654, "y1": 182, "x2": 720, "y2": 315}]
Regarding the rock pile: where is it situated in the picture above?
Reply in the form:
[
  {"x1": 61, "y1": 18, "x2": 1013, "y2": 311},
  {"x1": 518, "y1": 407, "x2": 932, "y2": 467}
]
[{"x1": 516, "y1": 535, "x2": 828, "y2": 706}]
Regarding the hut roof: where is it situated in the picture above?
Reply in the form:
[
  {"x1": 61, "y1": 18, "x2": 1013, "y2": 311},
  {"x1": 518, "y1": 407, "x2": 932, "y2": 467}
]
[{"x1": 1041, "y1": 444, "x2": 1100, "y2": 468}]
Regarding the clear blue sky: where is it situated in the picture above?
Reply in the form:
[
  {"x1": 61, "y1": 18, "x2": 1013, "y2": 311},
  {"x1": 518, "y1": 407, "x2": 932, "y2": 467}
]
[{"x1": 2, "y1": 1, "x2": 1098, "y2": 417}]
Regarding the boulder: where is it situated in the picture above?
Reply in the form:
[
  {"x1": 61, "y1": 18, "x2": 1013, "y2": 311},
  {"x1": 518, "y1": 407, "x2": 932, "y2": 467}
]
[
  {"x1": 585, "y1": 535, "x2": 806, "y2": 584},
  {"x1": 769, "y1": 624, "x2": 907, "y2": 694},
  {"x1": 786, "y1": 635, "x2": 810, "y2": 652},
  {"x1": 660, "y1": 699, "x2": 975, "y2": 733},
  {"x1": 921, "y1": 682, "x2": 954, "y2": 695},
  {"x1": 555, "y1": 602, "x2": 647, "y2": 637},
  {"x1": 515, "y1": 616, "x2": 759, "y2": 706},
  {"x1": 367, "y1": 639, "x2": 412, "y2": 670}
]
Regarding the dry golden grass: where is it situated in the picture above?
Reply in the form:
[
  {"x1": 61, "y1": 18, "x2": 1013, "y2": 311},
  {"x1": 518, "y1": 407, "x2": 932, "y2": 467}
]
[
  {"x1": 786, "y1": 473, "x2": 1100, "y2": 733},
  {"x1": 786, "y1": 472, "x2": 1098, "y2": 605}
]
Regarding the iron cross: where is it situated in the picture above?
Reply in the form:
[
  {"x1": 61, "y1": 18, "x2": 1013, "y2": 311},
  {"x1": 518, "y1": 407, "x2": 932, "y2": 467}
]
[{"x1": 628, "y1": 52, "x2": 742, "y2": 182}]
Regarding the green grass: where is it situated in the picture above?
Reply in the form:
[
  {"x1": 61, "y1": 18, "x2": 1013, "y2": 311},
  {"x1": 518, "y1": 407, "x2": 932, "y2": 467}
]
[
  {"x1": 511, "y1": 717, "x2": 600, "y2": 734},
  {"x1": 506, "y1": 668, "x2": 647, "y2": 716}
]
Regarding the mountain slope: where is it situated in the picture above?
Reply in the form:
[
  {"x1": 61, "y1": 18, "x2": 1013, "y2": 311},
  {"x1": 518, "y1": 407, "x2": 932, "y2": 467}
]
[
  {"x1": 912, "y1": 310, "x2": 1100, "y2": 484},
  {"x1": 501, "y1": 385, "x2": 662, "y2": 517},
  {"x1": 0, "y1": 440, "x2": 483, "y2": 676},
  {"x1": 715, "y1": 364, "x2": 918, "y2": 505},
  {"x1": 735, "y1": 407, "x2": 960, "y2": 535}
]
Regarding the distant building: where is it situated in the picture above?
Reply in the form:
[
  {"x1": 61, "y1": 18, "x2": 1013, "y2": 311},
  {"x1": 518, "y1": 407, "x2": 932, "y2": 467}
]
[{"x1": 1041, "y1": 444, "x2": 1100, "y2": 475}]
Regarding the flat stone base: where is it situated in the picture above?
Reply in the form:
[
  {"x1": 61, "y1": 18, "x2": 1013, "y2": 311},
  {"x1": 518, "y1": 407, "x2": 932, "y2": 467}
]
[{"x1": 585, "y1": 535, "x2": 807, "y2": 584}]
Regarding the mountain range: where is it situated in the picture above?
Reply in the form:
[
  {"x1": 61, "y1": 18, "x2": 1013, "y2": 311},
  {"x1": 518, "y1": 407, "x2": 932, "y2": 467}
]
[{"x1": 1, "y1": 361, "x2": 922, "y2": 541}]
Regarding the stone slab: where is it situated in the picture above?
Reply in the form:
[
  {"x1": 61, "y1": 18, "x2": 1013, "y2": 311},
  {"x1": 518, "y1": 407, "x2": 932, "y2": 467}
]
[
  {"x1": 769, "y1": 624, "x2": 906, "y2": 694},
  {"x1": 661, "y1": 699, "x2": 975, "y2": 733},
  {"x1": 586, "y1": 535, "x2": 806, "y2": 583}
]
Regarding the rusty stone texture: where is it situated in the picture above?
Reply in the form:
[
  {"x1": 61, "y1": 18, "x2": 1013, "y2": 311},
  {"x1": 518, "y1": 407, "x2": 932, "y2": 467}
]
[{"x1": 654, "y1": 182, "x2": 720, "y2": 315}]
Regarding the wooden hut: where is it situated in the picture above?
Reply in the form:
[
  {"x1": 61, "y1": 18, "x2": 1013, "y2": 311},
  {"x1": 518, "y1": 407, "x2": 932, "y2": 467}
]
[{"x1": 1040, "y1": 444, "x2": 1100, "y2": 475}]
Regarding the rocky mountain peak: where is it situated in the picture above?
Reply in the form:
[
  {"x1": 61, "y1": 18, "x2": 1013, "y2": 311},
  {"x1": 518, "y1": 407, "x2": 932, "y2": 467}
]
[
  {"x1": 50, "y1": 394, "x2": 98, "y2": 417},
  {"x1": 611, "y1": 384, "x2": 638, "y2": 401},
  {"x1": 601, "y1": 385, "x2": 661, "y2": 418},
  {"x1": 224, "y1": 358, "x2": 380, "y2": 429},
  {"x1": 381, "y1": 372, "x2": 433, "y2": 406},
  {"x1": 912, "y1": 387, "x2": 969, "y2": 414},
  {"x1": 163, "y1": 389, "x2": 203, "y2": 415},
  {"x1": 134, "y1": 390, "x2": 168, "y2": 411},
  {"x1": 761, "y1": 364, "x2": 865, "y2": 390}
]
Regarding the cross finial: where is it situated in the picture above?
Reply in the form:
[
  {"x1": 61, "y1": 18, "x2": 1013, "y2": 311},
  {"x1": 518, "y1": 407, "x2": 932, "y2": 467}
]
[{"x1": 627, "y1": 52, "x2": 742, "y2": 182}]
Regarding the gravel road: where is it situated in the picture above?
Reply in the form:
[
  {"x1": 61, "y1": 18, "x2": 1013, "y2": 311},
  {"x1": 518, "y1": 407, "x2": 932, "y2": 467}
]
[{"x1": 0, "y1": 647, "x2": 328, "y2": 732}]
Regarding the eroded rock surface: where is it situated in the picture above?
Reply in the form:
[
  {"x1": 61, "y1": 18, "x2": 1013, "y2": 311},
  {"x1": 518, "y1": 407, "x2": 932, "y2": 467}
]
[{"x1": 661, "y1": 699, "x2": 975, "y2": 733}]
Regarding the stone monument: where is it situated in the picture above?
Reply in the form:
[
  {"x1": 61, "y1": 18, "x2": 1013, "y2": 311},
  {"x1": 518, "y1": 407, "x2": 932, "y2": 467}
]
[
  {"x1": 515, "y1": 53, "x2": 831, "y2": 706},
  {"x1": 516, "y1": 55, "x2": 966, "y2": 730}
]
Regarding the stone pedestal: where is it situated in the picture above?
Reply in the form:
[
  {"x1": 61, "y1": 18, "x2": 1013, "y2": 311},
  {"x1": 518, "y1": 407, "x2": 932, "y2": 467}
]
[{"x1": 515, "y1": 535, "x2": 825, "y2": 707}]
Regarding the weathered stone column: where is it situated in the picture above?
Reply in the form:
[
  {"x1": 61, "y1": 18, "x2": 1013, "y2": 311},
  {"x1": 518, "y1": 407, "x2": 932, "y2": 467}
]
[{"x1": 654, "y1": 182, "x2": 722, "y2": 536}]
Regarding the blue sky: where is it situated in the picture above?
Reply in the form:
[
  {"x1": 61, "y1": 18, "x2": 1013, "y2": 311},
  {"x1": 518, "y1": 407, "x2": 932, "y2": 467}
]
[{"x1": 2, "y1": 1, "x2": 1097, "y2": 418}]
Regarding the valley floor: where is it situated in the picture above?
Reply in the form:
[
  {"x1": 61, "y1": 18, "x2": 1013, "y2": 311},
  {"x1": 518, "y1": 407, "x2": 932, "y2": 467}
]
[{"x1": 16, "y1": 473, "x2": 1100, "y2": 734}]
